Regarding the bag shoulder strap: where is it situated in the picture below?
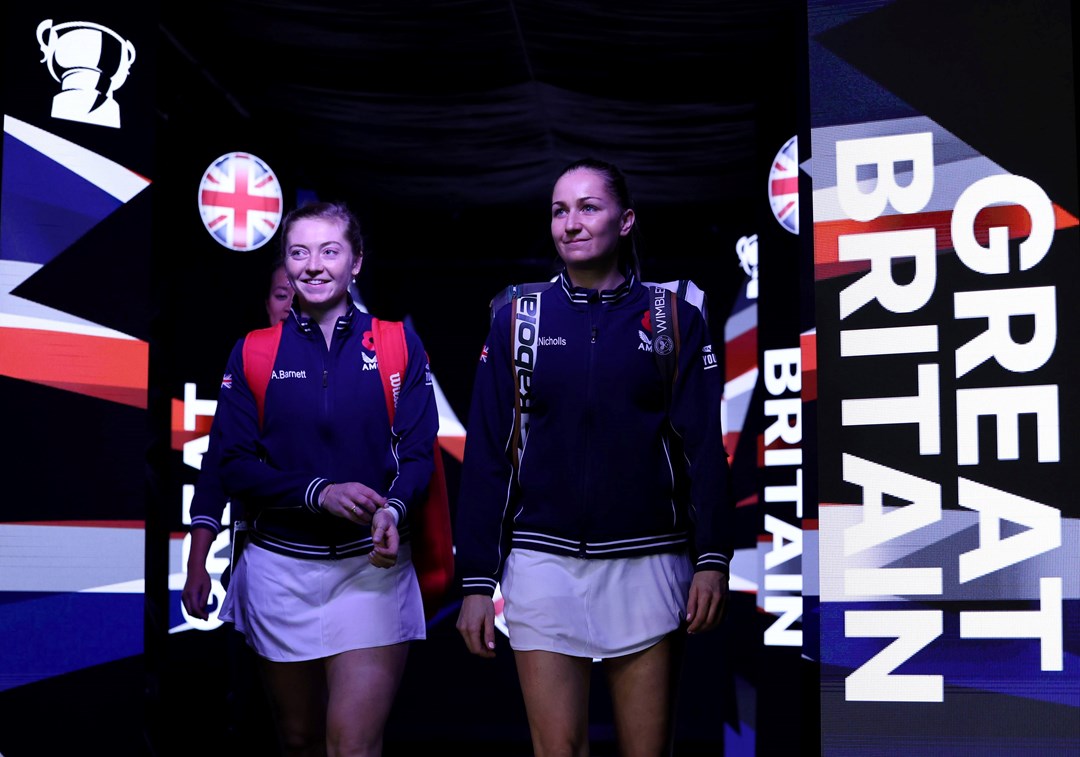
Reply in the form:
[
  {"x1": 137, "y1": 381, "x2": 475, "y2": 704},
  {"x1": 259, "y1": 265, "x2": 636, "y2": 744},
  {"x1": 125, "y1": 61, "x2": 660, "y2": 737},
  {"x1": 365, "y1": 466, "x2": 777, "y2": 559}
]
[
  {"x1": 505, "y1": 284, "x2": 547, "y2": 474},
  {"x1": 676, "y1": 278, "x2": 709, "y2": 327},
  {"x1": 370, "y1": 318, "x2": 408, "y2": 422},
  {"x1": 490, "y1": 280, "x2": 555, "y2": 325},
  {"x1": 509, "y1": 298, "x2": 522, "y2": 473},
  {"x1": 645, "y1": 278, "x2": 708, "y2": 326},
  {"x1": 648, "y1": 284, "x2": 680, "y2": 410},
  {"x1": 241, "y1": 322, "x2": 284, "y2": 429}
]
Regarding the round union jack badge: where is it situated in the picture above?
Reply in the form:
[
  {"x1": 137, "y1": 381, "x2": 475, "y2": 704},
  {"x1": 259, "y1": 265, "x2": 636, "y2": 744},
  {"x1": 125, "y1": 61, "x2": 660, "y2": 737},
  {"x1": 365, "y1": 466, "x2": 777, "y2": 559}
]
[
  {"x1": 767, "y1": 135, "x2": 799, "y2": 235},
  {"x1": 198, "y1": 152, "x2": 283, "y2": 251}
]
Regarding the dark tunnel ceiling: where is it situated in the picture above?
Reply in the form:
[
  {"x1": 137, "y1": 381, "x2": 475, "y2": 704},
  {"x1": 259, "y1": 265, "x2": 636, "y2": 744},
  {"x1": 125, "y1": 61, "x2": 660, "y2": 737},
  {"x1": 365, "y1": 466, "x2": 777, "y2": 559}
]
[{"x1": 158, "y1": 0, "x2": 802, "y2": 215}]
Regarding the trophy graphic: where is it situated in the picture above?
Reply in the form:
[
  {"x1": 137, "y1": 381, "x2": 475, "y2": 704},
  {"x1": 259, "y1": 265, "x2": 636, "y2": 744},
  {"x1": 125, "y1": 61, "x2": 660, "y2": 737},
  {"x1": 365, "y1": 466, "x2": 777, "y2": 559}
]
[{"x1": 37, "y1": 19, "x2": 136, "y2": 129}]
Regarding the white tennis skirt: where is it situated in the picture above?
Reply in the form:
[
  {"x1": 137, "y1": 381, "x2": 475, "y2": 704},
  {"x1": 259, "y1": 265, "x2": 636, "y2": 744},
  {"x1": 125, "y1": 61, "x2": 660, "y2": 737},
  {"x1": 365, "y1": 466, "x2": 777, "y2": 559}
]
[
  {"x1": 220, "y1": 542, "x2": 426, "y2": 662},
  {"x1": 501, "y1": 548, "x2": 692, "y2": 659}
]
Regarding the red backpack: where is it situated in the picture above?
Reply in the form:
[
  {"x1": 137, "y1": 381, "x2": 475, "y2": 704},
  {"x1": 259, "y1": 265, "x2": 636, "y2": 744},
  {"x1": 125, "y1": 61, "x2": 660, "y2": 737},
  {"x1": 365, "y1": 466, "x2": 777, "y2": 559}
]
[{"x1": 241, "y1": 319, "x2": 455, "y2": 620}]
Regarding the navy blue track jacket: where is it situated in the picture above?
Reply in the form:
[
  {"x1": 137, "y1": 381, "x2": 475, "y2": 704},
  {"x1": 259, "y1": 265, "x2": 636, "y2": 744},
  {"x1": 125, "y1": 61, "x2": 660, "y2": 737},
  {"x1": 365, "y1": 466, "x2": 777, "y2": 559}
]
[
  {"x1": 456, "y1": 271, "x2": 734, "y2": 598},
  {"x1": 210, "y1": 304, "x2": 439, "y2": 560}
]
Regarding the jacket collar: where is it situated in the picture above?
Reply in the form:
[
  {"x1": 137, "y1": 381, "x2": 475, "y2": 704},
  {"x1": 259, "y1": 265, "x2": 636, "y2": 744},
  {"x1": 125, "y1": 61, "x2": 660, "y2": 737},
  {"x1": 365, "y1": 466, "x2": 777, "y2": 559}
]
[
  {"x1": 289, "y1": 300, "x2": 358, "y2": 335},
  {"x1": 558, "y1": 268, "x2": 637, "y2": 304}
]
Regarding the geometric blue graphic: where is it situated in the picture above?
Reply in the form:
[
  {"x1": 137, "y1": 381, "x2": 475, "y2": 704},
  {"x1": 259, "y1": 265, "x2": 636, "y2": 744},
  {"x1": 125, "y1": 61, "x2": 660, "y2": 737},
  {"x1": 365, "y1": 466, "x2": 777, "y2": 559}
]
[{"x1": 0, "y1": 591, "x2": 143, "y2": 692}]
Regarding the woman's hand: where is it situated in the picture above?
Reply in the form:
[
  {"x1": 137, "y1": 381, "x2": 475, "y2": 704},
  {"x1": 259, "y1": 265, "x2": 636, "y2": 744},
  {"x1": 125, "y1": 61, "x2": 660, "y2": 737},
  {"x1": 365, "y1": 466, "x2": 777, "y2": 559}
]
[
  {"x1": 456, "y1": 594, "x2": 498, "y2": 658},
  {"x1": 181, "y1": 528, "x2": 216, "y2": 620},
  {"x1": 320, "y1": 481, "x2": 388, "y2": 523},
  {"x1": 181, "y1": 563, "x2": 212, "y2": 620},
  {"x1": 368, "y1": 508, "x2": 399, "y2": 568},
  {"x1": 686, "y1": 570, "x2": 729, "y2": 634}
]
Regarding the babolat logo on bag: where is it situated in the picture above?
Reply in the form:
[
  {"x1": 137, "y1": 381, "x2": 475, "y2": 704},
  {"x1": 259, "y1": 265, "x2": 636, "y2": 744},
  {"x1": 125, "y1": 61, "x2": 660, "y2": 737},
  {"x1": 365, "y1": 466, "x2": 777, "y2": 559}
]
[{"x1": 513, "y1": 292, "x2": 540, "y2": 468}]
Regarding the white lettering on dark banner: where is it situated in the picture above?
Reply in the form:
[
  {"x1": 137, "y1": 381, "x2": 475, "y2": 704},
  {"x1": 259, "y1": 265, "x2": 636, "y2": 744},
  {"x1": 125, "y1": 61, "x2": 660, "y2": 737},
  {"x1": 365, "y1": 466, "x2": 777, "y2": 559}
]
[
  {"x1": 179, "y1": 382, "x2": 230, "y2": 631},
  {"x1": 763, "y1": 347, "x2": 803, "y2": 647},
  {"x1": 833, "y1": 131, "x2": 1064, "y2": 703}
]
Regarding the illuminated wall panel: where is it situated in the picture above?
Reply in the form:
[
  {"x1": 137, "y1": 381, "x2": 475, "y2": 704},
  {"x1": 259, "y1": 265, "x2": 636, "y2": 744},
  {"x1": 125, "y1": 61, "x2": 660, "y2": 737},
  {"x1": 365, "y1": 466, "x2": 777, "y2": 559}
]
[
  {"x1": 0, "y1": 1, "x2": 155, "y2": 703},
  {"x1": 807, "y1": 1, "x2": 1079, "y2": 752}
]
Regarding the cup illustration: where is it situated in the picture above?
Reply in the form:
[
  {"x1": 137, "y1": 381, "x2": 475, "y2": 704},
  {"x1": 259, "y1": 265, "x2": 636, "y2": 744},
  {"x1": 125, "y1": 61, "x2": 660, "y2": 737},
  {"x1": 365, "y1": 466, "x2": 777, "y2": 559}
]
[{"x1": 37, "y1": 19, "x2": 136, "y2": 128}]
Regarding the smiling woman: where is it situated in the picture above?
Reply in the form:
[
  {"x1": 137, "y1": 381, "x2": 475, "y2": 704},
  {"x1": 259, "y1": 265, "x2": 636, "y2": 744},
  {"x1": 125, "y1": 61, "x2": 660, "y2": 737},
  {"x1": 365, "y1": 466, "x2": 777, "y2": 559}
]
[
  {"x1": 198, "y1": 200, "x2": 441, "y2": 755},
  {"x1": 281, "y1": 209, "x2": 364, "y2": 344},
  {"x1": 549, "y1": 158, "x2": 641, "y2": 288}
]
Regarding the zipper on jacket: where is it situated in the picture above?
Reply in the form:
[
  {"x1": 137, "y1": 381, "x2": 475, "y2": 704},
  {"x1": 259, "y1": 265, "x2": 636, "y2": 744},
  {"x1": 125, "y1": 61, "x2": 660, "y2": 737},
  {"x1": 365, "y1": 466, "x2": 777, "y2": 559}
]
[
  {"x1": 321, "y1": 341, "x2": 331, "y2": 425},
  {"x1": 580, "y1": 297, "x2": 599, "y2": 553}
]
